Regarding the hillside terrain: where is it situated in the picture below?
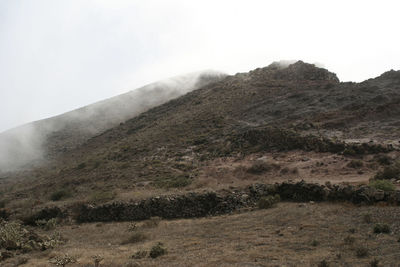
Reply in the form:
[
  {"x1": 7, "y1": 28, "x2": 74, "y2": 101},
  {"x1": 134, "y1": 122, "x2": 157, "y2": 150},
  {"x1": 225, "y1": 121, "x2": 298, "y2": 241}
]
[
  {"x1": 0, "y1": 61, "x2": 400, "y2": 266},
  {"x1": 0, "y1": 71, "x2": 226, "y2": 172}
]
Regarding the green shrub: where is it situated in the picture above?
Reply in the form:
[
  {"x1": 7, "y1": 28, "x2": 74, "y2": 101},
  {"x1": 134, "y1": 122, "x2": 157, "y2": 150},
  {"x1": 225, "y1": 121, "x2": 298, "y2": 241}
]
[
  {"x1": 374, "y1": 161, "x2": 400, "y2": 180},
  {"x1": 318, "y1": 259, "x2": 329, "y2": 267},
  {"x1": 149, "y1": 242, "x2": 167, "y2": 258},
  {"x1": 343, "y1": 148, "x2": 356, "y2": 156},
  {"x1": 373, "y1": 223, "x2": 390, "y2": 234},
  {"x1": 50, "y1": 190, "x2": 71, "y2": 201},
  {"x1": 311, "y1": 239, "x2": 320, "y2": 247},
  {"x1": 369, "y1": 180, "x2": 395, "y2": 192},
  {"x1": 35, "y1": 218, "x2": 57, "y2": 231},
  {"x1": 0, "y1": 220, "x2": 63, "y2": 251},
  {"x1": 356, "y1": 246, "x2": 369, "y2": 258},
  {"x1": 376, "y1": 155, "x2": 392, "y2": 165},
  {"x1": 76, "y1": 162, "x2": 86, "y2": 170},
  {"x1": 347, "y1": 160, "x2": 363, "y2": 168},
  {"x1": 258, "y1": 195, "x2": 280, "y2": 209},
  {"x1": 370, "y1": 258, "x2": 380, "y2": 267}
]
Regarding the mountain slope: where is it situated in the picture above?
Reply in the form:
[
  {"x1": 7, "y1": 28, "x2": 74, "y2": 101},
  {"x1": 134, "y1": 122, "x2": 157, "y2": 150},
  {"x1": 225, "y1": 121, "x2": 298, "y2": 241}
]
[
  {"x1": 1, "y1": 60, "x2": 399, "y2": 207},
  {"x1": 0, "y1": 71, "x2": 226, "y2": 172}
]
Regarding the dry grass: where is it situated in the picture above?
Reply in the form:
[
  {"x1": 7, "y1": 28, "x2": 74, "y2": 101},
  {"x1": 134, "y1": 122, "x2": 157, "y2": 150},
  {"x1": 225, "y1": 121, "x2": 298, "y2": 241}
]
[{"x1": 3, "y1": 202, "x2": 398, "y2": 266}]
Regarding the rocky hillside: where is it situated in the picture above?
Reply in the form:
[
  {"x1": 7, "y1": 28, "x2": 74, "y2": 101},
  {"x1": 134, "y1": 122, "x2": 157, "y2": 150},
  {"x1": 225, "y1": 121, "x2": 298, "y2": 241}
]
[
  {"x1": 1, "y1": 60, "x2": 399, "y2": 208},
  {"x1": 0, "y1": 71, "x2": 226, "y2": 172}
]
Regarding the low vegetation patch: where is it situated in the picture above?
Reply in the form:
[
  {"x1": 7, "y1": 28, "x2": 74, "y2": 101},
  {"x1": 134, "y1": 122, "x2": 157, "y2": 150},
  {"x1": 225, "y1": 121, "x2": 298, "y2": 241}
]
[
  {"x1": 0, "y1": 220, "x2": 63, "y2": 253},
  {"x1": 373, "y1": 223, "x2": 391, "y2": 234},
  {"x1": 49, "y1": 254, "x2": 77, "y2": 267},
  {"x1": 149, "y1": 242, "x2": 167, "y2": 258},
  {"x1": 89, "y1": 190, "x2": 116, "y2": 204},
  {"x1": 258, "y1": 194, "x2": 280, "y2": 209},
  {"x1": 375, "y1": 154, "x2": 392, "y2": 165},
  {"x1": 132, "y1": 250, "x2": 147, "y2": 259},
  {"x1": 369, "y1": 180, "x2": 395, "y2": 192},
  {"x1": 50, "y1": 189, "x2": 72, "y2": 201},
  {"x1": 355, "y1": 245, "x2": 369, "y2": 258},
  {"x1": 155, "y1": 175, "x2": 192, "y2": 188},
  {"x1": 142, "y1": 217, "x2": 161, "y2": 228},
  {"x1": 344, "y1": 235, "x2": 355, "y2": 245},
  {"x1": 362, "y1": 213, "x2": 372, "y2": 224},
  {"x1": 121, "y1": 232, "x2": 148, "y2": 245},
  {"x1": 35, "y1": 218, "x2": 57, "y2": 231},
  {"x1": 374, "y1": 161, "x2": 400, "y2": 180},
  {"x1": 247, "y1": 161, "x2": 280, "y2": 174},
  {"x1": 347, "y1": 159, "x2": 363, "y2": 168}
]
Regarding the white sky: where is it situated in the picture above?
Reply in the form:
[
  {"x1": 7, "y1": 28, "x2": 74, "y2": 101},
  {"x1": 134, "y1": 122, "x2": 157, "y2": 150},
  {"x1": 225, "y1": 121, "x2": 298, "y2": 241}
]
[{"x1": 1, "y1": 0, "x2": 399, "y2": 132}]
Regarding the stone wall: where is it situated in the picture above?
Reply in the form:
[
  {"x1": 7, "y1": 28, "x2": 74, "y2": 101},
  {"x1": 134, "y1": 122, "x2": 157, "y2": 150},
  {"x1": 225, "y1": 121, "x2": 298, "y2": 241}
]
[{"x1": 72, "y1": 181, "x2": 400, "y2": 223}]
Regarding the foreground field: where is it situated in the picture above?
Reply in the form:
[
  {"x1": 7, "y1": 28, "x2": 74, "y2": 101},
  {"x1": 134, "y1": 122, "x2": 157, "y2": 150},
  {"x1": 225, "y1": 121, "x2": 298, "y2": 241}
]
[{"x1": 4, "y1": 202, "x2": 399, "y2": 267}]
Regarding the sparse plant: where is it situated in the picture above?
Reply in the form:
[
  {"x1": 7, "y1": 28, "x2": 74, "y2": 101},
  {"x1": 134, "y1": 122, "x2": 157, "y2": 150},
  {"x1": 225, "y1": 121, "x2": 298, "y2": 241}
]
[
  {"x1": 369, "y1": 179, "x2": 395, "y2": 192},
  {"x1": 131, "y1": 250, "x2": 147, "y2": 259},
  {"x1": 0, "y1": 221, "x2": 25, "y2": 250},
  {"x1": 347, "y1": 160, "x2": 363, "y2": 168},
  {"x1": 50, "y1": 189, "x2": 71, "y2": 201},
  {"x1": 89, "y1": 191, "x2": 115, "y2": 204},
  {"x1": 373, "y1": 223, "x2": 390, "y2": 234},
  {"x1": 344, "y1": 235, "x2": 355, "y2": 245},
  {"x1": 258, "y1": 194, "x2": 280, "y2": 209},
  {"x1": 370, "y1": 258, "x2": 380, "y2": 267},
  {"x1": 149, "y1": 242, "x2": 167, "y2": 258},
  {"x1": 311, "y1": 239, "x2": 319, "y2": 247},
  {"x1": 92, "y1": 254, "x2": 104, "y2": 267},
  {"x1": 35, "y1": 218, "x2": 57, "y2": 231},
  {"x1": 155, "y1": 175, "x2": 192, "y2": 188},
  {"x1": 143, "y1": 217, "x2": 161, "y2": 228},
  {"x1": 376, "y1": 155, "x2": 392, "y2": 165},
  {"x1": 247, "y1": 161, "x2": 279, "y2": 174},
  {"x1": 121, "y1": 232, "x2": 147, "y2": 245},
  {"x1": 76, "y1": 162, "x2": 86, "y2": 170},
  {"x1": 49, "y1": 254, "x2": 77, "y2": 267},
  {"x1": 343, "y1": 148, "x2": 356, "y2": 156},
  {"x1": 318, "y1": 259, "x2": 329, "y2": 267},
  {"x1": 348, "y1": 228, "x2": 356, "y2": 233},
  {"x1": 280, "y1": 167, "x2": 298, "y2": 175},
  {"x1": 355, "y1": 245, "x2": 369, "y2": 258},
  {"x1": 127, "y1": 222, "x2": 137, "y2": 232},
  {"x1": 374, "y1": 161, "x2": 400, "y2": 180},
  {"x1": 1, "y1": 220, "x2": 64, "y2": 252},
  {"x1": 362, "y1": 213, "x2": 372, "y2": 223}
]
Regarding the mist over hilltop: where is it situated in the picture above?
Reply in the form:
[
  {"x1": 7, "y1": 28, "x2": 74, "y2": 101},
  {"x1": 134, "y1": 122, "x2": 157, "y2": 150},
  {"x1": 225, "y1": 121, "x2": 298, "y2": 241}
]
[{"x1": 0, "y1": 70, "x2": 226, "y2": 172}]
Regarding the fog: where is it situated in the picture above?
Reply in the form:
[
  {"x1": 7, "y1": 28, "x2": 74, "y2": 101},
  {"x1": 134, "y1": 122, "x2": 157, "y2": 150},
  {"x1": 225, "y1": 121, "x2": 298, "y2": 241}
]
[
  {"x1": 0, "y1": 71, "x2": 226, "y2": 172},
  {"x1": 1, "y1": 0, "x2": 400, "y2": 132},
  {"x1": 1, "y1": 0, "x2": 400, "y2": 171}
]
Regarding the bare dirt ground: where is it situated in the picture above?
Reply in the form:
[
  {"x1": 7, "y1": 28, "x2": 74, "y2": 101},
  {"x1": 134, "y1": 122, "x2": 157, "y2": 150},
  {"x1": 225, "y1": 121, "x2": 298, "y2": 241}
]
[{"x1": 5, "y1": 202, "x2": 400, "y2": 267}]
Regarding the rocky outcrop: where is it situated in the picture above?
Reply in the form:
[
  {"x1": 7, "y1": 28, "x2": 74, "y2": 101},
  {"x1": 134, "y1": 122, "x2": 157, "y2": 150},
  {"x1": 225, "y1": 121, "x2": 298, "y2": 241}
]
[{"x1": 249, "y1": 61, "x2": 340, "y2": 83}]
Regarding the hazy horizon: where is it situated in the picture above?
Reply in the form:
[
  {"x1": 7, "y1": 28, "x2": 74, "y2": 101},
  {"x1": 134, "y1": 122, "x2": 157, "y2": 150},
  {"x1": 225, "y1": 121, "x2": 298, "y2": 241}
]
[{"x1": 1, "y1": 0, "x2": 400, "y2": 132}]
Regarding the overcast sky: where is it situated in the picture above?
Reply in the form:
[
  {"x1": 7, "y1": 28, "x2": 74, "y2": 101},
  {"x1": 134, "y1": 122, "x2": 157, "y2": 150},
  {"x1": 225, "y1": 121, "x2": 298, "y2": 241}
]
[{"x1": 1, "y1": 0, "x2": 399, "y2": 132}]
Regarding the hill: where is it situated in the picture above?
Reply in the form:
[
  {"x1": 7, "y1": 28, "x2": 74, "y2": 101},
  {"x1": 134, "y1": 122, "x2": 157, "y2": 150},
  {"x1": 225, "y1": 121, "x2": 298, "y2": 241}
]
[
  {"x1": 1, "y1": 60, "x2": 399, "y2": 203},
  {"x1": 0, "y1": 71, "x2": 226, "y2": 172},
  {"x1": 1, "y1": 61, "x2": 400, "y2": 266}
]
